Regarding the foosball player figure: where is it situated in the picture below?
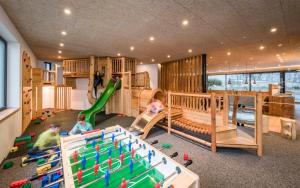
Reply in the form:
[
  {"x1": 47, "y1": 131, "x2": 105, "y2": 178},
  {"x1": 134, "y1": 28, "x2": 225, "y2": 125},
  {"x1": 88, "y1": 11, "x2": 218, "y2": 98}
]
[
  {"x1": 95, "y1": 144, "x2": 100, "y2": 152},
  {"x1": 108, "y1": 148, "x2": 112, "y2": 157},
  {"x1": 131, "y1": 147, "x2": 135, "y2": 159},
  {"x1": 114, "y1": 138, "x2": 118, "y2": 149},
  {"x1": 168, "y1": 185, "x2": 175, "y2": 188},
  {"x1": 112, "y1": 134, "x2": 115, "y2": 142},
  {"x1": 105, "y1": 169, "x2": 110, "y2": 186},
  {"x1": 94, "y1": 161, "x2": 99, "y2": 176},
  {"x1": 81, "y1": 156, "x2": 86, "y2": 170},
  {"x1": 92, "y1": 140, "x2": 96, "y2": 148},
  {"x1": 77, "y1": 168, "x2": 83, "y2": 185},
  {"x1": 120, "y1": 152, "x2": 124, "y2": 165},
  {"x1": 129, "y1": 159, "x2": 133, "y2": 174},
  {"x1": 95, "y1": 152, "x2": 100, "y2": 164},
  {"x1": 73, "y1": 150, "x2": 77, "y2": 163},
  {"x1": 148, "y1": 150, "x2": 152, "y2": 163},
  {"x1": 128, "y1": 140, "x2": 132, "y2": 151},
  {"x1": 108, "y1": 157, "x2": 112, "y2": 169},
  {"x1": 119, "y1": 142, "x2": 123, "y2": 155},
  {"x1": 120, "y1": 178, "x2": 127, "y2": 188},
  {"x1": 155, "y1": 182, "x2": 161, "y2": 188},
  {"x1": 101, "y1": 131, "x2": 105, "y2": 141}
]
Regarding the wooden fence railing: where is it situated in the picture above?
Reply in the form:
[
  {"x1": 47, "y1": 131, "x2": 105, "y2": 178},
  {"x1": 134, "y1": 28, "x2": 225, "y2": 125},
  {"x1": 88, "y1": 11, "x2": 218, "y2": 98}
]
[{"x1": 54, "y1": 85, "x2": 72, "y2": 111}]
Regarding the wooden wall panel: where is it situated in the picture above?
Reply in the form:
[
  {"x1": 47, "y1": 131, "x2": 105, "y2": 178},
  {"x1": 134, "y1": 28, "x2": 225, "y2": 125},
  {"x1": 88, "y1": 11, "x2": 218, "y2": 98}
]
[
  {"x1": 160, "y1": 55, "x2": 202, "y2": 93},
  {"x1": 22, "y1": 51, "x2": 32, "y2": 131}
]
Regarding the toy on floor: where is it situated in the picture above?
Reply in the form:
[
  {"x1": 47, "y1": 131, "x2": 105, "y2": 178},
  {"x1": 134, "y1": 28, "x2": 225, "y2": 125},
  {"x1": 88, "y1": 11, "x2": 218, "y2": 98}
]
[
  {"x1": 14, "y1": 136, "x2": 32, "y2": 147},
  {"x1": 3, "y1": 161, "x2": 14, "y2": 169},
  {"x1": 183, "y1": 152, "x2": 189, "y2": 161},
  {"x1": 162, "y1": 143, "x2": 172, "y2": 149},
  {"x1": 10, "y1": 146, "x2": 18, "y2": 153}
]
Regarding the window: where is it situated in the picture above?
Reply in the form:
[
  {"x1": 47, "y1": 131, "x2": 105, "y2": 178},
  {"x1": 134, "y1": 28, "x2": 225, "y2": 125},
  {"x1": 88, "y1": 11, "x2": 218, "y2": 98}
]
[
  {"x1": 208, "y1": 75, "x2": 226, "y2": 90},
  {"x1": 44, "y1": 62, "x2": 52, "y2": 71},
  {"x1": 251, "y1": 72, "x2": 280, "y2": 91},
  {"x1": 285, "y1": 71, "x2": 300, "y2": 102},
  {"x1": 227, "y1": 74, "x2": 250, "y2": 91},
  {"x1": 0, "y1": 37, "x2": 7, "y2": 111}
]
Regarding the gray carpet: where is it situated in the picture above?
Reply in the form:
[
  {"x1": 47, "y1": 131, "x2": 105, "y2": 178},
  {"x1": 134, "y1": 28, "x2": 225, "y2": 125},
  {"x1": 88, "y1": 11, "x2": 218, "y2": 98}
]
[{"x1": 1, "y1": 110, "x2": 300, "y2": 188}]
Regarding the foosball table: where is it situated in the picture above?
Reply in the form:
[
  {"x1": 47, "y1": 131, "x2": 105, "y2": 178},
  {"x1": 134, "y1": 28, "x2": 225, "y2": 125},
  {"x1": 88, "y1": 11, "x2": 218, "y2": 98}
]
[{"x1": 59, "y1": 125, "x2": 199, "y2": 188}]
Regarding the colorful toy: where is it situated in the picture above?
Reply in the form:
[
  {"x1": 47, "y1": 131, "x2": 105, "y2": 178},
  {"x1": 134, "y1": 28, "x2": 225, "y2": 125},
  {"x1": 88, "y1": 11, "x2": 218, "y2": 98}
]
[
  {"x1": 3, "y1": 161, "x2": 14, "y2": 169},
  {"x1": 29, "y1": 132, "x2": 36, "y2": 138},
  {"x1": 183, "y1": 153, "x2": 189, "y2": 161},
  {"x1": 10, "y1": 146, "x2": 18, "y2": 153},
  {"x1": 9, "y1": 178, "x2": 29, "y2": 188}
]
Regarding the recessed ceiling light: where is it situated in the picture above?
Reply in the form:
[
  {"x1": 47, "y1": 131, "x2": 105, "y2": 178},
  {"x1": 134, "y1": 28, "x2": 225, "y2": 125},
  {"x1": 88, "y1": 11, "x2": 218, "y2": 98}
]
[
  {"x1": 220, "y1": 42, "x2": 224, "y2": 45},
  {"x1": 151, "y1": 59, "x2": 155, "y2": 62},
  {"x1": 227, "y1": 52, "x2": 231, "y2": 56},
  {"x1": 140, "y1": 62, "x2": 143, "y2": 64},
  {"x1": 59, "y1": 43, "x2": 64, "y2": 47},
  {"x1": 117, "y1": 53, "x2": 121, "y2": 56},
  {"x1": 249, "y1": 57, "x2": 253, "y2": 60},
  {"x1": 130, "y1": 46, "x2": 135, "y2": 51},
  {"x1": 259, "y1": 45, "x2": 265, "y2": 50},
  {"x1": 188, "y1": 49, "x2": 192, "y2": 53},
  {"x1": 278, "y1": 64, "x2": 281, "y2": 67},
  {"x1": 58, "y1": 50, "x2": 62, "y2": 54},
  {"x1": 149, "y1": 36, "x2": 155, "y2": 41},
  {"x1": 64, "y1": 8, "x2": 71, "y2": 15},
  {"x1": 182, "y1": 19, "x2": 189, "y2": 26},
  {"x1": 167, "y1": 55, "x2": 171, "y2": 58},
  {"x1": 276, "y1": 54, "x2": 280, "y2": 57},
  {"x1": 209, "y1": 56, "x2": 213, "y2": 59},
  {"x1": 58, "y1": 55, "x2": 62, "y2": 59},
  {"x1": 61, "y1": 31, "x2": 67, "y2": 35},
  {"x1": 270, "y1": 27, "x2": 277, "y2": 33},
  {"x1": 242, "y1": 36, "x2": 247, "y2": 39},
  {"x1": 278, "y1": 43, "x2": 283, "y2": 47}
]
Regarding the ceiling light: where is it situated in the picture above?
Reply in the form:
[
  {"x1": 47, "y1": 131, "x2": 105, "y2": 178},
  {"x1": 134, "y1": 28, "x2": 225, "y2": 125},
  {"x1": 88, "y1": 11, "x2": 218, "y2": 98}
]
[
  {"x1": 259, "y1": 45, "x2": 265, "y2": 50},
  {"x1": 140, "y1": 62, "x2": 143, "y2": 64},
  {"x1": 188, "y1": 49, "x2": 192, "y2": 53},
  {"x1": 220, "y1": 42, "x2": 224, "y2": 45},
  {"x1": 117, "y1": 53, "x2": 121, "y2": 56},
  {"x1": 151, "y1": 59, "x2": 155, "y2": 62},
  {"x1": 278, "y1": 43, "x2": 283, "y2": 47},
  {"x1": 167, "y1": 55, "x2": 171, "y2": 58},
  {"x1": 249, "y1": 57, "x2": 253, "y2": 60},
  {"x1": 130, "y1": 46, "x2": 135, "y2": 51},
  {"x1": 149, "y1": 36, "x2": 155, "y2": 41},
  {"x1": 182, "y1": 19, "x2": 189, "y2": 26},
  {"x1": 270, "y1": 27, "x2": 277, "y2": 33},
  {"x1": 227, "y1": 52, "x2": 231, "y2": 56},
  {"x1": 64, "y1": 8, "x2": 71, "y2": 15},
  {"x1": 59, "y1": 43, "x2": 64, "y2": 47},
  {"x1": 58, "y1": 50, "x2": 62, "y2": 54},
  {"x1": 209, "y1": 56, "x2": 213, "y2": 59},
  {"x1": 242, "y1": 36, "x2": 247, "y2": 39},
  {"x1": 61, "y1": 31, "x2": 67, "y2": 35},
  {"x1": 58, "y1": 56, "x2": 62, "y2": 59},
  {"x1": 276, "y1": 54, "x2": 280, "y2": 57}
]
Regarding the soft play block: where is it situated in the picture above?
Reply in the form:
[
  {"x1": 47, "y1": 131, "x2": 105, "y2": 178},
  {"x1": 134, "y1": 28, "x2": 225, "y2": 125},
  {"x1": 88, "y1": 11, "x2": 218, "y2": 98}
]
[{"x1": 15, "y1": 136, "x2": 32, "y2": 143}]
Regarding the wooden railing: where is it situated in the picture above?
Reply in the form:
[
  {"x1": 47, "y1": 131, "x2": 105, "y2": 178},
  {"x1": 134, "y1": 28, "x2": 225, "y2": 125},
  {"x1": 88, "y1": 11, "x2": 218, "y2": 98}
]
[
  {"x1": 54, "y1": 85, "x2": 72, "y2": 111},
  {"x1": 132, "y1": 71, "x2": 150, "y2": 88},
  {"x1": 63, "y1": 58, "x2": 90, "y2": 77},
  {"x1": 43, "y1": 70, "x2": 56, "y2": 84},
  {"x1": 112, "y1": 58, "x2": 123, "y2": 73}
]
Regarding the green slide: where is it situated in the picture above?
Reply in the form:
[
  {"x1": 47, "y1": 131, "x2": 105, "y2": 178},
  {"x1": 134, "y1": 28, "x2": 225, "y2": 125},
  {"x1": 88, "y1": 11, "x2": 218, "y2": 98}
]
[{"x1": 80, "y1": 78, "x2": 121, "y2": 127}]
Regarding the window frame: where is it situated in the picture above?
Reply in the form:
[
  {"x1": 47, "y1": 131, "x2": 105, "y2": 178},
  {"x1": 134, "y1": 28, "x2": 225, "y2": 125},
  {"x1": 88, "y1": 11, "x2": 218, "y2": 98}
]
[{"x1": 0, "y1": 36, "x2": 7, "y2": 111}]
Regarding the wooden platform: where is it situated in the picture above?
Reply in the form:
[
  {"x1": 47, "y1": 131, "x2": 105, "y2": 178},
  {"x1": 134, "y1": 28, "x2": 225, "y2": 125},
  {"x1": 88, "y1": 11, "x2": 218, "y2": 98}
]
[{"x1": 217, "y1": 128, "x2": 257, "y2": 148}]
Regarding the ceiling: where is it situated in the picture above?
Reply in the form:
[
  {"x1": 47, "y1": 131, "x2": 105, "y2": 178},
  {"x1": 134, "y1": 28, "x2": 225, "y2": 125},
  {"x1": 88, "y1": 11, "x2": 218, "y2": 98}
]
[{"x1": 0, "y1": 0, "x2": 300, "y2": 73}]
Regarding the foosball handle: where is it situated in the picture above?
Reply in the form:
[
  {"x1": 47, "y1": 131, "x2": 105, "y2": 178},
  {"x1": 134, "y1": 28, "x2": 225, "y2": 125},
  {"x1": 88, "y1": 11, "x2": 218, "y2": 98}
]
[
  {"x1": 184, "y1": 160, "x2": 193, "y2": 167},
  {"x1": 170, "y1": 152, "x2": 178, "y2": 158},
  {"x1": 150, "y1": 140, "x2": 159, "y2": 145},
  {"x1": 9, "y1": 179, "x2": 29, "y2": 188}
]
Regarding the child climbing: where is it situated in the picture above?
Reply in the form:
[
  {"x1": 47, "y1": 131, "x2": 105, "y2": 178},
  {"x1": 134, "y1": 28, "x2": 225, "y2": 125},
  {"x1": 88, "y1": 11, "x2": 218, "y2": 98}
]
[
  {"x1": 93, "y1": 70, "x2": 104, "y2": 99},
  {"x1": 69, "y1": 114, "x2": 93, "y2": 135}
]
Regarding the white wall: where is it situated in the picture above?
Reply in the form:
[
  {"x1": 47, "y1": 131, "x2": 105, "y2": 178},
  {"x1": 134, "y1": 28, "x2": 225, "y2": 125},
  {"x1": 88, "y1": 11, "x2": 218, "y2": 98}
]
[
  {"x1": 0, "y1": 5, "x2": 37, "y2": 162},
  {"x1": 136, "y1": 64, "x2": 158, "y2": 89}
]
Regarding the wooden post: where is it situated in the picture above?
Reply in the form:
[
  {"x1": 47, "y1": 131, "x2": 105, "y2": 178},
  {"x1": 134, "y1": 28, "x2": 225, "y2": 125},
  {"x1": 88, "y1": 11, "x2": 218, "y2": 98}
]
[
  {"x1": 223, "y1": 93, "x2": 228, "y2": 127},
  {"x1": 210, "y1": 93, "x2": 217, "y2": 152},
  {"x1": 168, "y1": 91, "x2": 171, "y2": 134},
  {"x1": 54, "y1": 86, "x2": 57, "y2": 112},
  {"x1": 256, "y1": 92, "x2": 263, "y2": 156},
  {"x1": 232, "y1": 95, "x2": 239, "y2": 125}
]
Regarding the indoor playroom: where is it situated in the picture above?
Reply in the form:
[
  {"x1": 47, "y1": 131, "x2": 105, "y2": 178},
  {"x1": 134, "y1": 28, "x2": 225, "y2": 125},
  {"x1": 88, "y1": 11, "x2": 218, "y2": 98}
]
[{"x1": 0, "y1": 1, "x2": 299, "y2": 188}]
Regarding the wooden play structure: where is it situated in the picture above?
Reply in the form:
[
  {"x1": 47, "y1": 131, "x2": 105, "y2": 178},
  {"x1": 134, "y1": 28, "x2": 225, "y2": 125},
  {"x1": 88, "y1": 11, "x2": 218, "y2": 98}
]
[
  {"x1": 22, "y1": 51, "x2": 32, "y2": 131},
  {"x1": 160, "y1": 55, "x2": 203, "y2": 93}
]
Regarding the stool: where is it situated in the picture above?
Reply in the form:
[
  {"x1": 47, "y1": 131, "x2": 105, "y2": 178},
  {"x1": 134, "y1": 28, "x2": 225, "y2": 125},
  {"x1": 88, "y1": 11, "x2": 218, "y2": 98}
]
[{"x1": 280, "y1": 118, "x2": 297, "y2": 140}]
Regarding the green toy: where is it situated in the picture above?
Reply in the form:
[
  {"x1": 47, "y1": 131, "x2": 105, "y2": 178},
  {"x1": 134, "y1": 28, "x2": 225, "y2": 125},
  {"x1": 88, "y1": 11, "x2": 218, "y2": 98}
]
[
  {"x1": 3, "y1": 161, "x2": 14, "y2": 169},
  {"x1": 26, "y1": 143, "x2": 34, "y2": 149},
  {"x1": 162, "y1": 143, "x2": 172, "y2": 149},
  {"x1": 37, "y1": 158, "x2": 46, "y2": 165},
  {"x1": 34, "y1": 119, "x2": 42, "y2": 124},
  {"x1": 21, "y1": 182, "x2": 32, "y2": 188}
]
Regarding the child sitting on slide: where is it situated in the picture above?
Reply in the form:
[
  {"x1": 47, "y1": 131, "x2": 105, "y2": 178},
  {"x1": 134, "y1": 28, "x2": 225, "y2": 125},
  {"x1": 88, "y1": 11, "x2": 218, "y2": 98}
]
[
  {"x1": 69, "y1": 114, "x2": 93, "y2": 135},
  {"x1": 146, "y1": 98, "x2": 164, "y2": 116}
]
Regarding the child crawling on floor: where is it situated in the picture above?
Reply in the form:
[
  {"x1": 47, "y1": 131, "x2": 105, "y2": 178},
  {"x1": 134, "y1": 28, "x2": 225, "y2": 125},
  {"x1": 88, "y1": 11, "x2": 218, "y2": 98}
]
[{"x1": 146, "y1": 98, "x2": 165, "y2": 116}]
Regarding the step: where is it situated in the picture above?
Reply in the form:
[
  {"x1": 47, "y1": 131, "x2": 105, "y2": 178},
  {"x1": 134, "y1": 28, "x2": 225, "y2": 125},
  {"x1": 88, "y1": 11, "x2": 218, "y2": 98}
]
[{"x1": 216, "y1": 125, "x2": 237, "y2": 141}]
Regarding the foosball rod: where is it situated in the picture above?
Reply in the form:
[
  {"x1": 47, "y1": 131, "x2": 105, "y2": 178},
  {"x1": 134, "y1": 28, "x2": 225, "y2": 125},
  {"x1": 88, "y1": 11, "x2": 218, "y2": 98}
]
[
  {"x1": 78, "y1": 141, "x2": 161, "y2": 188},
  {"x1": 73, "y1": 140, "x2": 158, "y2": 179},
  {"x1": 43, "y1": 178, "x2": 64, "y2": 188}
]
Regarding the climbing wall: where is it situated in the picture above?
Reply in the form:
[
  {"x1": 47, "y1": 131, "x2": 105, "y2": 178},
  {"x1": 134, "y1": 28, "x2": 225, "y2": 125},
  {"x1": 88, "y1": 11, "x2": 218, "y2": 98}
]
[{"x1": 22, "y1": 51, "x2": 32, "y2": 132}]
